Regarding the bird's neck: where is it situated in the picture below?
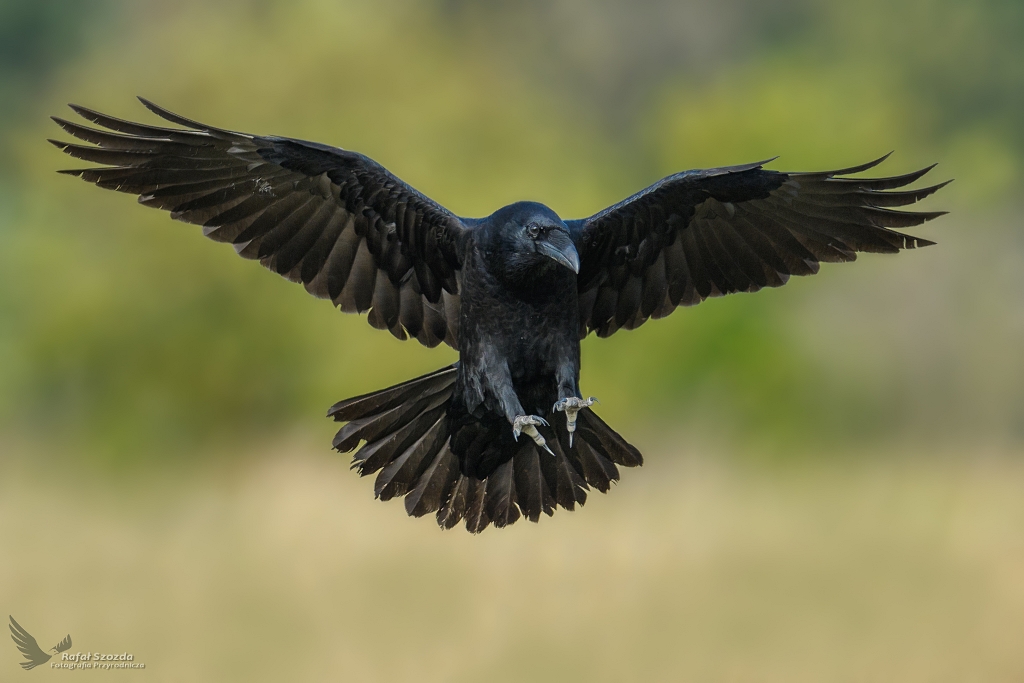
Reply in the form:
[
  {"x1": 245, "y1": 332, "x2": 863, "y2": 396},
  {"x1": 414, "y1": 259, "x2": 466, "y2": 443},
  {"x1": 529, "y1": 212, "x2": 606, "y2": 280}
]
[{"x1": 478, "y1": 249, "x2": 571, "y2": 301}]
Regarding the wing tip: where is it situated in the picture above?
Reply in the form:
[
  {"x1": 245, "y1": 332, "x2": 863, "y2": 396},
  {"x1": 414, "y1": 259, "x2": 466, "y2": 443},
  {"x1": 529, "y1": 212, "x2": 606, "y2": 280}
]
[
  {"x1": 137, "y1": 96, "x2": 217, "y2": 132},
  {"x1": 908, "y1": 162, "x2": 939, "y2": 182},
  {"x1": 51, "y1": 116, "x2": 95, "y2": 142},
  {"x1": 922, "y1": 178, "x2": 954, "y2": 193},
  {"x1": 831, "y1": 151, "x2": 893, "y2": 177},
  {"x1": 913, "y1": 161, "x2": 939, "y2": 179},
  {"x1": 908, "y1": 235, "x2": 938, "y2": 248},
  {"x1": 67, "y1": 102, "x2": 99, "y2": 120},
  {"x1": 136, "y1": 96, "x2": 165, "y2": 118},
  {"x1": 736, "y1": 156, "x2": 779, "y2": 172},
  {"x1": 137, "y1": 96, "x2": 179, "y2": 124}
]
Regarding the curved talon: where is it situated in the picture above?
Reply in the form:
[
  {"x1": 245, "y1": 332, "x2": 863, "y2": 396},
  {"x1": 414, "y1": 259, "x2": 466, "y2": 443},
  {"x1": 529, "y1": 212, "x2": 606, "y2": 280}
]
[
  {"x1": 512, "y1": 415, "x2": 554, "y2": 455},
  {"x1": 552, "y1": 396, "x2": 598, "y2": 447}
]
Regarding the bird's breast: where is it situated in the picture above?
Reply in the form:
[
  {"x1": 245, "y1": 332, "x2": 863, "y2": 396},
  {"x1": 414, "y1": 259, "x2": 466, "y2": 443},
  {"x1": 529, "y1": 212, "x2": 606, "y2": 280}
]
[{"x1": 458, "y1": 259, "x2": 579, "y2": 377}]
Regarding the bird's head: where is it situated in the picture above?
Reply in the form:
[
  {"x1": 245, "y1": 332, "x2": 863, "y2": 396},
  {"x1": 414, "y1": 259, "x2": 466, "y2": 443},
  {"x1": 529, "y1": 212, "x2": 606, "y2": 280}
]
[{"x1": 481, "y1": 202, "x2": 580, "y2": 279}]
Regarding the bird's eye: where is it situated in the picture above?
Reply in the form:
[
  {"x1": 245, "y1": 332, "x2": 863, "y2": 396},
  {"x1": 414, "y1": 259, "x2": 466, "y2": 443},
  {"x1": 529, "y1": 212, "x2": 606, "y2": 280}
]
[{"x1": 526, "y1": 225, "x2": 541, "y2": 239}]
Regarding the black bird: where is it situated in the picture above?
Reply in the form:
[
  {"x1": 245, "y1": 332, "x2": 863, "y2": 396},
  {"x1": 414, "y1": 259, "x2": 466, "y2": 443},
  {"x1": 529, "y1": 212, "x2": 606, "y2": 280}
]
[
  {"x1": 9, "y1": 616, "x2": 72, "y2": 670},
  {"x1": 50, "y1": 99, "x2": 948, "y2": 532}
]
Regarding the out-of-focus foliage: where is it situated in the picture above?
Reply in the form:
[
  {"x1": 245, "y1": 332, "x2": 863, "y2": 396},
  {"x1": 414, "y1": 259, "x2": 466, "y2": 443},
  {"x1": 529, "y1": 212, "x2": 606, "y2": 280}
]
[
  {"x1": 0, "y1": 0, "x2": 1021, "y2": 464},
  {"x1": 0, "y1": 0, "x2": 115, "y2": 167}
]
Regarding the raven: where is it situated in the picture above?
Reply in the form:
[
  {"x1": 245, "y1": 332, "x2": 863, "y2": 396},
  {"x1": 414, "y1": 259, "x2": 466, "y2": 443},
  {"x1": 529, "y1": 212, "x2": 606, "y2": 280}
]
[{"x1": 51, "y1": 99, "x2": 947, "y2": 532}]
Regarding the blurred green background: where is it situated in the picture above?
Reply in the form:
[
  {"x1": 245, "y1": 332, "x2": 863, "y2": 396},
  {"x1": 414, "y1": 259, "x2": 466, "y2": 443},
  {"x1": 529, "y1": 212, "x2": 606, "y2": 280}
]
[{"x1": 1, "y1": 0, "x2": 1023, "y2": 681}]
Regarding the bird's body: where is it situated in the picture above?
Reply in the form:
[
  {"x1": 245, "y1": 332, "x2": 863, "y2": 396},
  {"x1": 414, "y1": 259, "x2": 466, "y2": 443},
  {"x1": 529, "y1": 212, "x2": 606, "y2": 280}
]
[
  {"x1": 52, "y1": 99, "x2": 948, "y2": 532},
  {"x1": 450, "y1": 203, "x2": 583, "y2": 478}
]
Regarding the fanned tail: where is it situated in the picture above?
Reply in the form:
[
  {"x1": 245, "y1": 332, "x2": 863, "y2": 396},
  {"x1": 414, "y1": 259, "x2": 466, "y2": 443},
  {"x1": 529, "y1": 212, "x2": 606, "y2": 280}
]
[{"x1": 329, "y1": 365, "x2": 643, "y2": 532}]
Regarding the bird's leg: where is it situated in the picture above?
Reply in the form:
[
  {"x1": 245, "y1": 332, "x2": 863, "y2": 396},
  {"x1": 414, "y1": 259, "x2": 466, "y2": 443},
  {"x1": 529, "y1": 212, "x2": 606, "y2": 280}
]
[
  {"x1": 512, "y1": 415, "x2": 553, "y2": 455},
  {"x1": 479, "y1": 350, "x2": 555, "y2": 455},
  {"x1": 551, "y1": 358, "x2": 594, "y2": 447},
  {"x1": 553, "y1": 396, "x2": 598, "y2": 447}
]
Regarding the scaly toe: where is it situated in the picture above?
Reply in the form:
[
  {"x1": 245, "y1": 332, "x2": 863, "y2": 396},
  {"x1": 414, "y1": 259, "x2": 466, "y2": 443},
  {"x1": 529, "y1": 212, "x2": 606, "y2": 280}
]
[
  {"x1": 512, "y1": 415, "x2": 553, "y2": 455},
  {"x1": 552, "y1": 396, "x2": 598, "y2": 448}
]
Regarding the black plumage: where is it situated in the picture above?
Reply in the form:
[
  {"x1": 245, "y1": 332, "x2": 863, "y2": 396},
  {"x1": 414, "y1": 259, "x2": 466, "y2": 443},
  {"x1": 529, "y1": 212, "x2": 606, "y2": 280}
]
[{"x1": 52, "y1": 100, "x2": 948, "y2": 532}]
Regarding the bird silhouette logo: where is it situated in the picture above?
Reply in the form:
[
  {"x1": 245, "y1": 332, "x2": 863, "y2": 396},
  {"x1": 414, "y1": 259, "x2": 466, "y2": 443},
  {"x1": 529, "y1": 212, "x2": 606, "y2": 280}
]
[{"x1": 9, "y1": 617, "x2": 72, "y2": 670}]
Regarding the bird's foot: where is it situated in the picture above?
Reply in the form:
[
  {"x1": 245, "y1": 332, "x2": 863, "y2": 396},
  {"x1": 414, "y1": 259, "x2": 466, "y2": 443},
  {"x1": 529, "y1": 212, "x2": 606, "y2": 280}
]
[
  {"x1": 553, "y1": 396, "x2": 598, "y2": 447},
  {"x1": 512, "y1": 415, "x2": 554, "y2": 455}
]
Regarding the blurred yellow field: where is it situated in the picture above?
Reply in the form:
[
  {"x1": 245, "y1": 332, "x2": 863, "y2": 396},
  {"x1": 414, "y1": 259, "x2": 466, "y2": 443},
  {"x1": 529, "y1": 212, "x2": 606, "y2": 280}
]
[{"x1": 3, "y1": 440, "x2": 1023, "y2": 682}]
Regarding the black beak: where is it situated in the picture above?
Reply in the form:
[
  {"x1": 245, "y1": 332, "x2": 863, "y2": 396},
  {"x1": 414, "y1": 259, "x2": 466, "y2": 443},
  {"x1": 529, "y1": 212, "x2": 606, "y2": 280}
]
[{"x1": 536, "y1": 229, "x2": 580, "y2": 274}]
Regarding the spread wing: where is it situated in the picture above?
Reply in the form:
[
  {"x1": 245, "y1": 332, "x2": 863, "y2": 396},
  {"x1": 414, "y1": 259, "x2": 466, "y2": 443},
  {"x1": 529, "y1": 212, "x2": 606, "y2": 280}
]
[
  {"x1": 51, "y1": 99, "x2": 468, "y2": 348},
  {"x1": 53, "y1": 634, "x2": 72, "y2": 653},
  {"x1": 9, "y1": 616, "x2": 52, "y2": 670},
  {"x1": 568, "y1": 155, "x2": 949, "y2": 338}
]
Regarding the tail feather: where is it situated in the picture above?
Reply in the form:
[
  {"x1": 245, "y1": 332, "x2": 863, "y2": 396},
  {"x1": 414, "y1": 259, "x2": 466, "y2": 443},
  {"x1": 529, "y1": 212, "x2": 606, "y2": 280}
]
[
  {"x1": 542, "y1": 433, "x2": 589, "y2": 511},
  {"x1": 513, "y1": 444, "x2": 548, "y2": 522},
  {"x1": 438, "y1": 475, "x2": 471, "y2": 530},
  {"x1": 327, "y1": 366, "x2": 457, "y2": 421},
  {"x1": 374, "y1": 414, "x2": 448, "y2": 500},
  {"x1": 332, "y1": 399, "x2": 424, "y2": 451},
  {"x1": 576, "y1": 409, "x2": 644, "y2": 467},
  {"x1": 484, "y1": 459, "x2": 521, "y2": 528},
  {"x1": 403, "y1": 443, "x2": 460, "y2": 517},
  {"x1": 464, "y1": 478, "x2": 491, "y2": 533},
  {"x1": 330, "y1": 365, "x2": 643, "y2": 532},
  {"x1": 573, "y1": 439, "x2": 618, "y2": 493},
  {"x1": 353, "y1": 404, "x2": 448, "y2": 475}
]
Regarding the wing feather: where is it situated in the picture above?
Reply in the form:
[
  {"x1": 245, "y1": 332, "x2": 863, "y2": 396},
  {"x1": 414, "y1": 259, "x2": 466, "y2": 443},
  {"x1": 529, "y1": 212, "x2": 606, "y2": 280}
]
[
  {"x1": 52, "y1": 100, "x2": 468, "y2": 348},
  {"x1": 571, "y1": 157, "x2": 948, "y2": 337}
]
